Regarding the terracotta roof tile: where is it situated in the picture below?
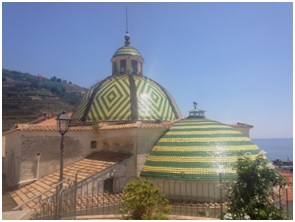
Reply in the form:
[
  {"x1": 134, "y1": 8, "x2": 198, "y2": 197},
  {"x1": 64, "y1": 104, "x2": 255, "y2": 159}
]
[
  {"x1": 16, "y1": 121, "x2": 174, "y2": 131},
  {"x1": 229, "y1": 122, "x2": 253, "y2": 128},
  {"x1": 280, "y1": 171, "x2": 293, "y2": 202},
  {"x1": 100, "y1": 121, "x2": 172, "y2": 130},
  {"x1": 10, "y1": 151, "x2": 130, "y2": 210},
  {"x1": 11, "y1": 113, "x2": 186, "y2": 132}
]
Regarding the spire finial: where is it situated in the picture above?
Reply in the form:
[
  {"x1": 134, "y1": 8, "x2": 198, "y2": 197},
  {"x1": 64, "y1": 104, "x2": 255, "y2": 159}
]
[
  {"x1": 193, "y1": 102, "x2": 198, "y2": 110},
  {"x1": 125, "y1": 6, "x2": 128, "y2": 33},
  {"x1": 124, "y1": 6, "x2": 130, "y2": 46},
  {"x1": 124, "y1": 32, "x2": 131, "y2": 46}
]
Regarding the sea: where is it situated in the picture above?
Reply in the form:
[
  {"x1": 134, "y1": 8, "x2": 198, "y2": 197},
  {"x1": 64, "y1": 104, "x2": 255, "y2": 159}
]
[{"x1": 252, "y1": 138, "x2": 293, "y2": 161}]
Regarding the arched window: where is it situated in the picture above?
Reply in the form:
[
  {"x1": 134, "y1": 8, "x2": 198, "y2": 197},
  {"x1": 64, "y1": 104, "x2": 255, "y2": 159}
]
[
  {"x1": 120, "y1": 60, "x2": 126, "y2": 74},
  {"x1": 112, "y1": 61, "x2": 117, "y2": 74},
  {"x1": 131, "y1": 60, "x2": 138, "y2": 74}
]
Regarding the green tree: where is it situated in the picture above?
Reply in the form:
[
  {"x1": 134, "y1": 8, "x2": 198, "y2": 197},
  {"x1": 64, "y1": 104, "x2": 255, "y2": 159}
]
[
  {"x1": 120, "y1": 179, "x2": 171, "y2": 220},
  {"x1": 224, "y1": 151, "x2": 288, "y2": 220}
]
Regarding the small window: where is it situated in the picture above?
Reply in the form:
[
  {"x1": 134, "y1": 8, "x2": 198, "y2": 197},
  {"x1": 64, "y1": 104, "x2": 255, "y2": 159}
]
[
  {"x1": 104, "y1": 178, "x2": 114, "y2": 193},
  {"x1": 131, "y1": 60, "x2": 138, "y2": 74},
  {"x1": 112, "y1": 62, "x2": 117, "y2": 74},
  {"x1": 120, "y1": 60, "x2": 126, "y2": 74},
  {"x1": 91, "y1": 141, "x2": 97, "y2": 149}
]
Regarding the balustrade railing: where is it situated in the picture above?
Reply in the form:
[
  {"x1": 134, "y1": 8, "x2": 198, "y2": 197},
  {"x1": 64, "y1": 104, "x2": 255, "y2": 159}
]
[{"x1": 11, "y1": 172, "x2": 292, "y2": 220}]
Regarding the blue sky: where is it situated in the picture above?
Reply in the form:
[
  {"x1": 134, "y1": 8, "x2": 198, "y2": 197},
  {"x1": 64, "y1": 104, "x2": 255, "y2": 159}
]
[{"x1": 2, "y1": 2, "x2": 293, "y2": 138}]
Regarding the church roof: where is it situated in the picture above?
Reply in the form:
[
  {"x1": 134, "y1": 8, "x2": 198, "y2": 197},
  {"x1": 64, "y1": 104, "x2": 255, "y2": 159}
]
[
  {"x1": 141, "y1": 117, "x2": 260, "y2": 181},
  {"x1": 71, "y1": 74, "x2": 182, "y2": 122}
]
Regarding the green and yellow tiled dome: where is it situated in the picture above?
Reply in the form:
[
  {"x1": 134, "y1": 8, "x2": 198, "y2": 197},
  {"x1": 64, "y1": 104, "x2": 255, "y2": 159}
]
[
  {"x1": 72, "y1": 74, "x2": 182, "y2": 122},
  {"x1": 141, "y1": 118, "x2": 260, "y2": 181},
  {"x1": 113, "y1": 45, "x2": 142, "y2": 59},
  {"x1": 112, "y1": 32, "x2": 143, "y2": 60}
]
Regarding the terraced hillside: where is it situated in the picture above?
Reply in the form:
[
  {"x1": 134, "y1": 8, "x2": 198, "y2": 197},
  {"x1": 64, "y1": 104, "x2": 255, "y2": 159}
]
[{"x1": 2, "y1": 69, "x2": 87, "y2": 132}]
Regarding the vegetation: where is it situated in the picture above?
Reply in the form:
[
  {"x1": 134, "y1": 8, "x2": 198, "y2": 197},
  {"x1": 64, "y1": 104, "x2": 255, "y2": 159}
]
[
  {"x1": 2, "y1": 69, "x2": 86, "y2": 105},
  {"x1": 224, "y1": 151, "x2": 288, "y2": 220},
  {"x1": 120, "y1": 179, "x2": 171, "y2": 220},
  {"x1": 2, "y1": 69, "x2": 87, "y2": 131}
]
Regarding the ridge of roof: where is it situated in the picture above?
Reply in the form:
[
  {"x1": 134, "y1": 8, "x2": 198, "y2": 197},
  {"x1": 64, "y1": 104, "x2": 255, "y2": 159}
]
[
  {"x1": 229, "y1": 122, "x2": 253, "y2": 128},
  {"x1": 15, "y1": 121, "x2": 175, "y2": 131}
]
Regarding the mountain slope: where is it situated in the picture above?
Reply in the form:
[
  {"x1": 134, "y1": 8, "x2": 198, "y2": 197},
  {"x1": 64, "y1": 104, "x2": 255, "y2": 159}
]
[{"x1": 2, "y1": 69, "x2": 88, "y2": 132}]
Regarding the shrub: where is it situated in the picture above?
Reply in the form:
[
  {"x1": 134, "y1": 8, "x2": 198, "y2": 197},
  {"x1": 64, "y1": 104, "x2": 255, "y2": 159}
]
[
  {"x1": 120, "y1": 178, "x2": 171, "y2": 220},
  {"x1": 224, "y1": 151, "x2": 288, "y2": 220}
]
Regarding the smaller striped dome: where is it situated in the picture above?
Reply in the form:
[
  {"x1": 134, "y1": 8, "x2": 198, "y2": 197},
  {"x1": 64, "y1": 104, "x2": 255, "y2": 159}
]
[
  {"x1": 111, "y1": 32, "x2": 144, "y2": 76},
  {"x1": 112, "y1": 32, "x2": 143, "y2": 59},
  {"x1": 112, "y1": 45, "x2": 142, "y2": 59},
  {"x1": 141, "y1": 118, "x2": 261, "y2": 181}
]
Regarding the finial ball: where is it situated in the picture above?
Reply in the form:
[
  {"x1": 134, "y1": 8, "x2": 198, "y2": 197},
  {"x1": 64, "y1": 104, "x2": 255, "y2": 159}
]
[{"x1": 124, "y1": 32, "x2": 131, "y2": 45}]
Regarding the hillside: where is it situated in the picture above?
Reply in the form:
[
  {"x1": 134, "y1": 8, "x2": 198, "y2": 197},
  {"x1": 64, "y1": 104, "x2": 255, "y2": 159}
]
[{"x1": 2, "y1": 69, "x2": 88, "y2": 132}]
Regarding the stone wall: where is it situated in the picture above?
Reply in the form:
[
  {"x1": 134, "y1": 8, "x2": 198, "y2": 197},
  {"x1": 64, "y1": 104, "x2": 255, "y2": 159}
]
[
  {"x1": 3, "y1": 130, "x2": 93, "y2": 187},
  {"x1": 95, "y1": 129, "x2": 135, "y2": 154},
  {"x1": 95, "y1": 127, "x2": 168, "y2": 176},
  {"x1": 2, "y1": 131, "x2": 22, "y2": 187},
  {"x1": 19, "y1": 133, "x2": 85, "y2": 181},
  {"x1": 3, "y1": 126, "x2": 168, "y2": 187}
]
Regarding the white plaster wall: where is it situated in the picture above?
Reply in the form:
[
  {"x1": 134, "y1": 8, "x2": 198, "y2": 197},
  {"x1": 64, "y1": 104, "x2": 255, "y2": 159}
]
[
  {"x1": 88, "y1": 127, "x2": 167, "y2": 177},
  {"x1": 151, "y1": 179, "x2": 223, "y2": 202},
  {"x1": 3, "y1": 126, "x2": 167, "y2": 187},
  {"x1": 3, "y1": 130, "x2": 99, "y2": 186},
  {"x1": 135, "y1": 128, "x2": 168, "y2": 154},
  {"x1": 95, "y1": 129, "x2": 135, "y2": 154},
  {"x1": 233, "y1": 127, "x2": 250, "y2": 138},
  {"x1": 3, "y1": 131, "x2": 22, "y2": 187},
  {"x1": 136, "y1": 154, "x2": 149, "y2": 177},
  {"x1": 135, "y1": 128, "x2": 168, "y2": 176},
  {"x1": 18, "y1": 131, "x2": 86, "y2": 182},
  {"x1": 73, "y1": 156, "x2": 134, "y2": 197}
]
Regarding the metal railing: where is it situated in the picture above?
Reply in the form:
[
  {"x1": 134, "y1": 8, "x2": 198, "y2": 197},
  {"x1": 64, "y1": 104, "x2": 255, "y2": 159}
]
[{"x1": 12, "y1": 172, "x2": 292, "y2": 220}]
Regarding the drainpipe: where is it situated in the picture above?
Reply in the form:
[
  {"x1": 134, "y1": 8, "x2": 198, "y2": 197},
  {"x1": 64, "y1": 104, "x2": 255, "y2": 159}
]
[{"x1": 36, "y1": 153, "x2": 41, "y2": 179}]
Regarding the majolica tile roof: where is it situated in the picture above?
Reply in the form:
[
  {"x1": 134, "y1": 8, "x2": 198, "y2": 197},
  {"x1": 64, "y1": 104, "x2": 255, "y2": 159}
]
[
  {"x1": 112, "y1": 45, "x2": 143, "y2": 59},
  {"x1": 10, "y1": 151, "x2": 130, "y2": 210},
  {"x1": 141, "y1": 118, "x2": 260, "y2": 181},
  {"x1": 71, "y1": 74, "x2": 182, "y2": 122}
]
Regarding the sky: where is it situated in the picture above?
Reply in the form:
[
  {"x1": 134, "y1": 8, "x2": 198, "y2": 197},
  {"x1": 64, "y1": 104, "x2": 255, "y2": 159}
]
[{"x1": 2, "y1": 2, "x2": 293, "y2": 139}]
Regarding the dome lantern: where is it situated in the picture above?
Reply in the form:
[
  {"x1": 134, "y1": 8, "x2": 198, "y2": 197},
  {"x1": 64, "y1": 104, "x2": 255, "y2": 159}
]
[
  {"x1": 189, "y1": 102, "x2": 206, "y2": 119},
  {"x1": 111, "y1": 32, "x2": 144, "y2": 76}
]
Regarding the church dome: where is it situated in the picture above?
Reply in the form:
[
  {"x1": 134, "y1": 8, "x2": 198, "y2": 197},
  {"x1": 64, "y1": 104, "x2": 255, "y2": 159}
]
[
  {"x1": 72, "y1": 74, "x2": 182, "y2": 122},
  {"x1": 111, "y1": 32, "x2": 144, "y2": 76},
  {"x1": 112, "y1": 32, "x2": 142, "y2": 58},
  {"x1": 112, "y1": 45, "x2": 142, "y2": 59},
  {"x1": 72, "y1": 32, "x2": 181, "y2": 122},
  {"x1": 141, "y1": 117, "x2": 260, "y2": 181}
]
